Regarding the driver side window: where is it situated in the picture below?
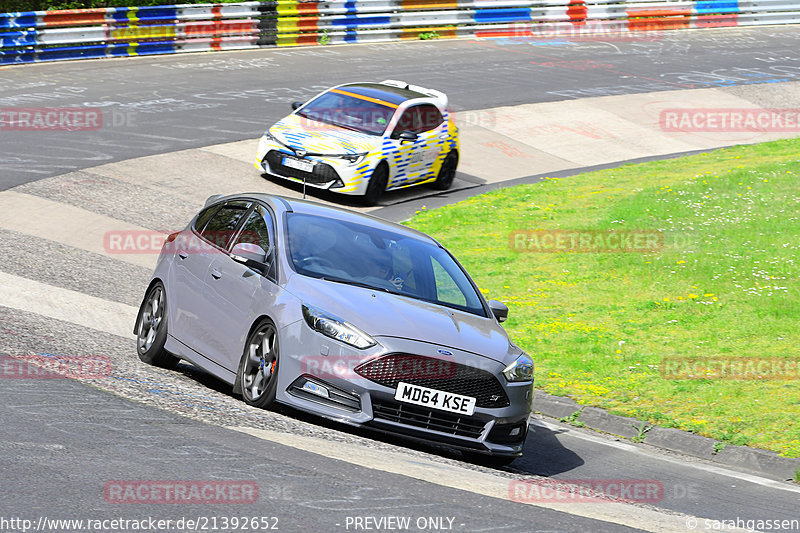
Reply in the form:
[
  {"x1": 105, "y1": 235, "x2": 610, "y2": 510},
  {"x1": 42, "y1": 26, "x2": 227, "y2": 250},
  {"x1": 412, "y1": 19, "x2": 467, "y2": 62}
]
[
  {"x1": 230, "y1": 204, "x2": 276, "y2": 279},
  {"x1": 234, "y1": 205, "x2": 273, "y2": 252}
]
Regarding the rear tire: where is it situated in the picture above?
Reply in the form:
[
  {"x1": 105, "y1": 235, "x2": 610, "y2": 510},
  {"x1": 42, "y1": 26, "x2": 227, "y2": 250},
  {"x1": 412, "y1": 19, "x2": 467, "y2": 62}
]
[
  {"x1": 135, "y1": 282, "x2": 179, "y2": 369},
  {"x1": 431, "y1": 151, "x2": 458, "y2": 191},
  {"x1": 362, "y1": 163, "x2": 389, "y2": 206}
]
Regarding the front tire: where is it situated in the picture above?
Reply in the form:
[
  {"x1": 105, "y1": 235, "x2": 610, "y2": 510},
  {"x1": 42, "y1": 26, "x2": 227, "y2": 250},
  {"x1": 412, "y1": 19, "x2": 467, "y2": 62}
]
[
  {"x1": 236, "y1": 319, "x2": 280, "y2": 409},
  {"x1": 431, "y1": 151, "x2": 458, "y2": 190},
  {"x1": 362, "y1": 163, "x2": 389, "y2": 206},
  {"x1": 135, "y1": 282, "x2": 179, "y2": 369}
]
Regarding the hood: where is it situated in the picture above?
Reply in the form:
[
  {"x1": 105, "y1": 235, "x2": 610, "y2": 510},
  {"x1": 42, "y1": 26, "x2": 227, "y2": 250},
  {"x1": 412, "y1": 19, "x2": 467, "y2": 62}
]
[
  {"x1": 271, "y1": 115, "x2": 378, "y2": 155},
  {"x1": 286, "y1": 274, "x2": 514, "y2": 365}
]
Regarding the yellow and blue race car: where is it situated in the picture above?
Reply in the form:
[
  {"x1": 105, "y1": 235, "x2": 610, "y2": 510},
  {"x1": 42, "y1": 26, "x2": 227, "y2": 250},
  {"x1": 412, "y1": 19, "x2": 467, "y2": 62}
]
[{"x1": 255, "y1": 80, "x2": 459, "y2": 206}]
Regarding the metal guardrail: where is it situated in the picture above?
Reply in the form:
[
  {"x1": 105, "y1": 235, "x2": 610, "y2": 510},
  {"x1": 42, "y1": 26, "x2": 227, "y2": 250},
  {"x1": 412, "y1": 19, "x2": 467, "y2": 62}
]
[{"x1": 1, "y1": 0, "x2": 799, "y2": 64}]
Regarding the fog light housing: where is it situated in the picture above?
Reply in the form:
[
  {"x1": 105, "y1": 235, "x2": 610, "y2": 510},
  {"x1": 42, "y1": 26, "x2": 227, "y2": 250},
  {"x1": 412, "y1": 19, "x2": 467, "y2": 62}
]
[
  {"x1": 301, "y1": 380, "x2": 330, "y2": 399},
  {"x1": 288, "y1": 375, "x2": 361, "y2": 412}
]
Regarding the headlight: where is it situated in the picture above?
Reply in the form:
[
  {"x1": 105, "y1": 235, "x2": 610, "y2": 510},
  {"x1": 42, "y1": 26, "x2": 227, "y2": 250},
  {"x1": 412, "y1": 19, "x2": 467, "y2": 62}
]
[
  {"x1": 262, "y1": 130, "x2": 284, "y2": 146},
  {"x1": 302, "y1": 304, "x2": 376, "y2": 349},
  {"x1": 331, "y1": 152, "x2": 367, "y2": 165},
  {"x1": 502, "y1": 354, "x2": 534, "y2": 382}
]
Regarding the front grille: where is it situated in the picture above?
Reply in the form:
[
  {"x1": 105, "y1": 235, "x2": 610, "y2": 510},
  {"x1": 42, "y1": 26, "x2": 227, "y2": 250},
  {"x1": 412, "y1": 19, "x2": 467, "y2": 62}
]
[
  {"x1": 264, "y1": 150, "x2": 339, "y2": 184},
  {"x1": 372, "y1": 398, "x2": 486, "y2": 439},
  {"x1": 355, "y1": 353, "x2": 510, "y2": 408}
]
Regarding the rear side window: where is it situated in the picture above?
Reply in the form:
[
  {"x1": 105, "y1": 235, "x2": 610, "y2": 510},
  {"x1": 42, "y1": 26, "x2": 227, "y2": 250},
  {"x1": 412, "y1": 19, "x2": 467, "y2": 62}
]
[
  {"x1": 392, "y1": 105, "x2": 443, "y2": 137},
  {"x1": 417, "y1": 104, "x2": 443, "y2": 132},
  {"x1": 201, "y1": 201, "x2": 251, "y2": 250},
  {"x1": 193, "y1": 205, "x2": 219, "y2": 233}
]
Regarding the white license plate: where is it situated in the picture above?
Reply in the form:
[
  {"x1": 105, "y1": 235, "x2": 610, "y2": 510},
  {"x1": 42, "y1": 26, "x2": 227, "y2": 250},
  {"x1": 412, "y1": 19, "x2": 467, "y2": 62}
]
[
  {"x1": 282, "y1": 156, "x2": 315, "y2": 172},
  {"x1": 394, "y1": 382, "x2": 476, "y2": 416}
]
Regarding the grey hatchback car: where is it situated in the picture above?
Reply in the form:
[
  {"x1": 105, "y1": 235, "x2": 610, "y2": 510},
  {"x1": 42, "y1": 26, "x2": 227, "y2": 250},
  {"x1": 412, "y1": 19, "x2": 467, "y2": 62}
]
[{"x1": 134, "y1": 193, "x2": 534, "y2": 462}]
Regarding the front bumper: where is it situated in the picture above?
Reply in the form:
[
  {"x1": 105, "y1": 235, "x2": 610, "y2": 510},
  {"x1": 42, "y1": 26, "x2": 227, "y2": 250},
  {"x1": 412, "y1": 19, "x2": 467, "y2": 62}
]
[
  {"x1": 255, "y1": 135, "x2": 372, "y2": 196},
  {"x1": 274, "y1": 322, "x2": 533, "y2": 456}
]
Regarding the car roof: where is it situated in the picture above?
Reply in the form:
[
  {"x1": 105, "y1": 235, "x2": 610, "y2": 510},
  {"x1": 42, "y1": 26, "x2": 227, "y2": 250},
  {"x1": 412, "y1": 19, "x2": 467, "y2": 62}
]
[
  {"x1": 209, "y1": 193, "x2": 441, "y2": 245},
  {"x1": 336, "y1": 83, "x2": 428, "y2": 106}
]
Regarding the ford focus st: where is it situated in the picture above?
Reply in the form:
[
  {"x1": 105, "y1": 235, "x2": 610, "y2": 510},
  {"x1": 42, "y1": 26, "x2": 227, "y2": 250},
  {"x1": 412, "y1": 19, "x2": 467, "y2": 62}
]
[
  {"x1": 255, "y1": 80, "x2": 459, "y2": 206},
  {"x1": 134, "y1": 194, "x2": 533, "y2": 463}
]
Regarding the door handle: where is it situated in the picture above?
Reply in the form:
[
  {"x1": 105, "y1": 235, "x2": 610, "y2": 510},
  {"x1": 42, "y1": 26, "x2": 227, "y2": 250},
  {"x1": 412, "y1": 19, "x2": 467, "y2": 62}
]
[
  {"x1": 211, "y1": 269, "x2": 222, "y2": 280},
  {"x1": 178, "y1": 252, "x2": 188, "y2": 259}
]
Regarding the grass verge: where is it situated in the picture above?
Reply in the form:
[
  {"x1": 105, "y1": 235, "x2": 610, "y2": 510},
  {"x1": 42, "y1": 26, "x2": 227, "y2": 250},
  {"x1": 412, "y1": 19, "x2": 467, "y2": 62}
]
[{"x1": 406, "y1": 139, "x2": 800, "y2": 457}]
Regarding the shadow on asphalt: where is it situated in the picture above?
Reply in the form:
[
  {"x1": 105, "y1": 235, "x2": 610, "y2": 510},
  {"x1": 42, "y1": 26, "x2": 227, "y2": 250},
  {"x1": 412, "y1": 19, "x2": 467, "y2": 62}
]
[
  {"x1": 174, "y1": 361, "x2": 584, "y2": 477},
  {"x1": 510, "y1": 423, "x2": 585, "y2": 476},
  {"x1": 257, "y1": 172, "x2": 481, "y2": 210}
]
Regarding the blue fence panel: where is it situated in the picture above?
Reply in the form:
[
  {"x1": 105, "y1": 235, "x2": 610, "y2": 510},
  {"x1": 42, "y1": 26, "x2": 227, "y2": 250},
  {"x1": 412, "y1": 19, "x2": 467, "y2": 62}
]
[
  {"x1": 694, "y1": 1, "x2": 740, "y2": 14},
  {"x1": 474, "y1": 8, "x2": 532, "y2": 23}
]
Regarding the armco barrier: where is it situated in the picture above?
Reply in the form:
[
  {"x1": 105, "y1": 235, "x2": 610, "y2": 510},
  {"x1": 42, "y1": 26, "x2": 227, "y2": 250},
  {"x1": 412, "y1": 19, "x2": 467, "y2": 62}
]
[{"x1": 1, "y1": 1, "x2": 799, "y2": 64}]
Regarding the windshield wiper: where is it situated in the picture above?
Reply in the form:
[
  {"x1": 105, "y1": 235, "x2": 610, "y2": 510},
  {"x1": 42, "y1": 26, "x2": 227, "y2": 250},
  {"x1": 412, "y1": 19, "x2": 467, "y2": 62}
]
[
  {"x1": 330, "y1": 121, "x2": 365, "y2": 133},
  {"x1": 321, "y1": 276, "x2": 394, "y2": 294}
]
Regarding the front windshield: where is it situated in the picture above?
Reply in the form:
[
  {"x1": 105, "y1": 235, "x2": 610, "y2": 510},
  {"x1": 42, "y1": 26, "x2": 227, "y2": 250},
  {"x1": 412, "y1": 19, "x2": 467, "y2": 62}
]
[
  {"x1": 296, "y1": 90, "x2": 395, "y2": 136},
  {"x1": 286, "y1": 213, "x2": 487, "y2": 317}
]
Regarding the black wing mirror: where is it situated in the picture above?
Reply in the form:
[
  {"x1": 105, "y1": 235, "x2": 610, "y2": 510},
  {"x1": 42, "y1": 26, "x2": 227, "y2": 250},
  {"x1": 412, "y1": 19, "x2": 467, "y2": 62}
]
[
  {"x1": 488, "y1": 300, "x2": 509, "y2": 323},
  {"x1": 398, "y1": 131, "x2": 419, "y2": 143},
  {"x1": 291, "y1": 101, "x2": 304, "y2": 111}
]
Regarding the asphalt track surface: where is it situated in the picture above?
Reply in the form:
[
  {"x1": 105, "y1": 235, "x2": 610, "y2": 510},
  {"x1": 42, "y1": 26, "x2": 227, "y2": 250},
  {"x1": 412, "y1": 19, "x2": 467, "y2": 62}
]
[
  {"x1": 4, "y1": 25, "x2": 800, "y2": 189},
  {"x1": 2, "y1": 26, "x2": 800, "y2": 533}
]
